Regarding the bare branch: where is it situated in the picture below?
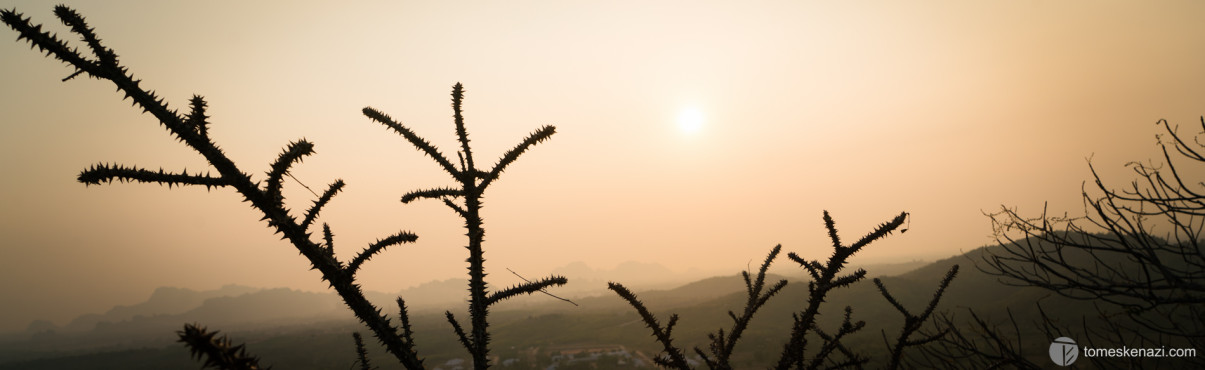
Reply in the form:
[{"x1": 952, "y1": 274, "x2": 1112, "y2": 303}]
[
  {"x1": 487, "y1": 275, "x2": 569, "y2": 306},
  {"x1": 362, "y1": 107, "x2": 460, "y2": 178},
  {"x1": 186, "y1": 95, "x2": 211, "y2": 138},
  {"x1": 265, "y1": 140, "x2": 315, "y2": 200},
  {"x1": 875, "y1": 265, "x2": 959, "y2": 369},
  {"x1": 347, "y1": 231, "x2": 418, "y2": 276},
  {"x1": 480, "y1": 125, "x2": 556, "y2": 190},
  {"x1": 5, "y1": 7, "x2": 431, "y2": 368},
  {"x1": 400, "y1": 187, "x2": 463, "y2": 204},
  {"x1": 301, "y1": 180, "x2": 346, "y2": 231},
  {"x1": 607, "y1": 282, "x2": 691, "y2": 369},
  {"x1": 78, "y1": 163, "x2": 227, "y2": 189},
  {"x1": 352, "y1": 332, "x2": 373, "y2": 370},
  {"x1": 397, "y1": 297, "x2": 416, "y2": 346},
  {"x1": 177, "y1": 323, "x2": 266, "y2": 370},
  {"x1": 445, "y1": 311, "x2": 473, "y2": 355},
  {"x1": 451, "y1": 83, "x2": 476, "y2": 173},
  {"x1": 503, "y1": 268, "x2": 577, "y2": 306}
]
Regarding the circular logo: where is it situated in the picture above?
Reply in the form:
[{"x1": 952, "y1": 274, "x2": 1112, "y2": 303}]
[{"x1": 1049, "y1": 337, "x2": 1079, "y2": 366}]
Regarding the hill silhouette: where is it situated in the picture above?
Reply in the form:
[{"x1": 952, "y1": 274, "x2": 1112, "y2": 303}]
[
  {"x1": 55, "y1": 285, "x2": 259, "y2": 333},
  {"x1": 0, "y1": 242, "x2": 1099, "y2": 369}
]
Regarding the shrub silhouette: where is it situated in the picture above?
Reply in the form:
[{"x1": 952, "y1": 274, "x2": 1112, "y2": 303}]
[
  {"x1": 982, "y1": 119, "x2": 1205, "y2": 339},
  {"x1": 911, "y1": 119, "x2": 1205, "y2": 369},
  {"x1": 3, "y1": 6, "x2": 561, "y2": 369},
  {"x1": 610, "y1": 211, "x2": 960, "y2": 369}
]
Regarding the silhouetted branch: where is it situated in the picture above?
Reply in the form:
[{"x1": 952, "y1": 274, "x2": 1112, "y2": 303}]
[
  {"x1": 177, "y1": 323, "x2": 267, "y2": 370},
  {"x1": 366, "y1": 84, "x2": 560, "y2": 369},
  {"x1": 982, "y1": 118, "x2": 1205, "y2": 342},
  {"x1": 480, "y1": 125, "x2": 556, "y2": 189},
  {"x1": 504, "y1": 268, "x2": 578, "y2": 306},
  {"x1": 947, "y1": 117, "x2": 1205, "y2": 368},
  {"x1": 776, "y1": 211, "x2": 907, "y2": 370},
  {"x1": 302, "y1": 180, "x2": 346, "y2": 231},
  {"x1": 789, "y1": 253, "x2": 825, "y2": 281},
  {"x1": 54, "y1": 6, "x2": 115, "y2": 66},
  {"x1": 451, "y1": 83, "x2": 476, "y2": 173},
  {"x1": 352, "y1": 332, "x2": 375, "y2": 370},
  {"x1": 610, "y1": 211, "x2": 920, "y2": 369},
  {"x1": 875, "y1": 265, "x2": 959, "y2": 369},
  {"x1": 699, "y1": 244, "x2": 788, "y2": 369},
  {"x1": 397, "y1": 298, "x2": 416, "y2": 346},
  {"x1": 486, "y1": 275, "x2": 569, "y2": 306},
  {"x1": 3, "y1": 7, "x2": 425, "y2": 368},
  {"x1": 850, "y1": 212, "x2": 909, "y2": 250},
  {"x1": 442, "y1": 198, "x2": 468, "y2": 218},
  {"x1": 607, "y1": 282, "x2": 691, "y2": 369},
  {"x1": 823, "y1": 212, "x2": 842, "y2": 249},
  {"x1": 347, "y1": 231, "x2": 418, "y2": 276},
  {"x1": 187, "y1": 95, "x2": 211, "y2": 138},
  {"x1": 361, "y1": 107, "x2": 459, "y2": 177},
  {"x1": 1, "y1": 8, "x2": 103, "y2": 81},
  {"x1": 811, "y1": 324, "x2": 867, "y2": 370},
  {"x1": 807, "y1": 307, "x2": 866, "y2": 370},
  {"x1": 321, "y1": 223, "x2": 336, "y2": 255},
  {"x1": 400, "y1": 187, "x2": 463, "y2": 204},
  {"x1": 79, "y1": 163, "x2": 227, "y2": 189},
  {"x1": 446, "y1": 311, "x2": 473, "y2": 354},
  {"x1": 265, "y1": 140, "x2": 315, "y2": 200},
  {"x1": 912, "y1": 307, "x2": 1044, "y2": 369}
]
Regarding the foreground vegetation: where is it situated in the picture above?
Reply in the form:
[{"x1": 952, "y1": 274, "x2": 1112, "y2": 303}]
[{"x1": 3, "y1": 5, "x2": 1201, "y2": 370}]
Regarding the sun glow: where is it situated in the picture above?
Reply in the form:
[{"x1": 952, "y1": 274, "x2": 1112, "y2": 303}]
[{"x1": 678, "y1": 107, "x2": 705, "y2": 134}]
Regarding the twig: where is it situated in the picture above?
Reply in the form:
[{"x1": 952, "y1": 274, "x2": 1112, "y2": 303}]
[{"x1": 507, "y1": 268, "x2": 578, "y2": 306}]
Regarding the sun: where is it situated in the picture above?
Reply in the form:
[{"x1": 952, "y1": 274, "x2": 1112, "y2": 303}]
[{"x1": 677, "y1": 107, "x2": 705, "y2": 134}]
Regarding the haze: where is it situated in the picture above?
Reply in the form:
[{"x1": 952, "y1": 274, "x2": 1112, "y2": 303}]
[{"x1": 2, "y1": 0, "x2": 1204, "y2": 333}]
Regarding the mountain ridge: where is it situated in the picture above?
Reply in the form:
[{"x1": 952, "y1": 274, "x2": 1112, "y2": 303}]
[{"x1": 0, "y1": 243, "x2": 1117, "y2": 368}]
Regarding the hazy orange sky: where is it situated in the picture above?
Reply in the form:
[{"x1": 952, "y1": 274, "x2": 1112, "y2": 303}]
[{"x1": 2, "y1": 0, "x2": 1204, "y2": 333}]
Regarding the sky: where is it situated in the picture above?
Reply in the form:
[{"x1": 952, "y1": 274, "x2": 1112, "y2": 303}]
[{"x1": 2, "y1": 0, "x2": 1205, "y2": 333}]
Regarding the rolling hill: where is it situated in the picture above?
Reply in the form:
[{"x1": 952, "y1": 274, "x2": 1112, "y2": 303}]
[{"x1": 0, "y1": 242, "x2": 1144, "y2": 369}]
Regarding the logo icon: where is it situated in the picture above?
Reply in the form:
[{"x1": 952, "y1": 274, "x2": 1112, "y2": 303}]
[{"x1": 1049, "y1": 337, "x2": 1079, "y2": 366}]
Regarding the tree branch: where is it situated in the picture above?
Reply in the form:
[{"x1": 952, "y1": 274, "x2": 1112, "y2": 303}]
[
  {"x1": 347, "y1": 231, "x2": 418, "y2": 276},
  {"x1": 362, "y1": 107, "x2": 460, "y2": 178},
  {"x1": 400, "y1": 187, "x2": 463, "y2": 204},
  {"x1": 608, "y1": 282, "x2": 690, "y2": 369},
  {"x1": 78, "y1": 163, "x2": 228, "y2": 189},
  {"x1": 486, "y1": 275, "x2": 568, "y2": 306},
  {"x1": 301, "y1": 180, "x2": 345, "y2": 231},
  {"x1": 480, "y1": 125, "x2": 556, "y2": 190}
]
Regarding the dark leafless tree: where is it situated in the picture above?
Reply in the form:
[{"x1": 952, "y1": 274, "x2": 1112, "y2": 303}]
[
  {"x1": 982, "y1": 118, "x2": 1203, "y2": 340},
  {"x1": 920, "y1": 118, "x2": 1205, "y2": 368}
]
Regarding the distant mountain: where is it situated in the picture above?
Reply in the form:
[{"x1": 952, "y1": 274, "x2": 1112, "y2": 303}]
[
  {"x1": 548, "y1": 260, "x2": 726, "y2": 293},
  {"x1": 391, "y1": 278, "x2": 468, "y2": 310},
  {"x1": 1, "y1": 286, "x2": 348, "y2": 365},
  {"x1": 550, "y1": 261, "x2": 677, "y2": 285},
  {"x1": 22, "y1": 256, "x2": 932, "y2": 337},
  {"x1": 852, "y1": 259, "x2": 930, "y2": 277},
  {"x1": 3, "y1": 245, "x2": 1122, "y2": 368},
  {"x1": 31, "y1": 260, "x2": 723, "y2": 338},
  {"x1": 392, "y1": 261, "x2": 737, "y2": 312},
  {"x1": 58, "y1": 285, "x2": 258, "y2": 332}
]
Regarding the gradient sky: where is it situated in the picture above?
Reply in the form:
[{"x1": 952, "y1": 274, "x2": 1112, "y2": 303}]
[{"x1": 2, "y1": 0, "x2": 1204, "y2": 333}]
